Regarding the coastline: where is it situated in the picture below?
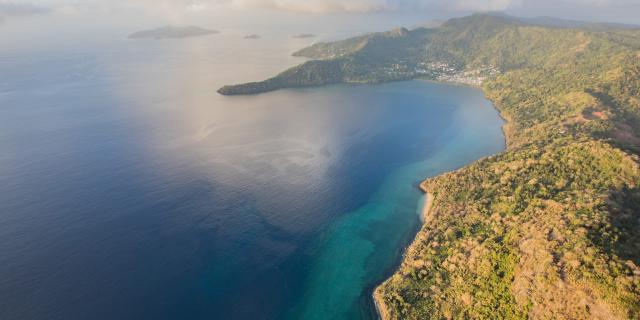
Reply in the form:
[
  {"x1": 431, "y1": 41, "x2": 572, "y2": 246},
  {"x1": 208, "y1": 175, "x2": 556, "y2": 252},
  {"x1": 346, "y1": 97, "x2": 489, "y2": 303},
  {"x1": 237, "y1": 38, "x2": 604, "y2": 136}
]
[
  {"x1": 220, "y1": 67, "x2": 508, "y2": 319},
  {"x1": 373, "y1": 188, "x2": 435, "y2": 320},
  {"x1": 373, "y1": 86, "x2": 509, "y2": 320},
  {"x1": 216, "y1": 14, "x2": 640, "y2": 317},
  {"x1": 419, "y1": 191, "x2": 435, "y2": 223},
  {"x1": 373, "y1": 286, "x2": 390, "y2": 320}
]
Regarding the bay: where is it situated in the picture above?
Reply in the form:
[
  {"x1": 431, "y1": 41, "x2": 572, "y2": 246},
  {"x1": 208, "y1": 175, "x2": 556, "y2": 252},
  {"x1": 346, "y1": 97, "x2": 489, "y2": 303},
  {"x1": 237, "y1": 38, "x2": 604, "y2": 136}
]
[{"x1": 0, "y1": 22, "x2": 504, "y2": 320}]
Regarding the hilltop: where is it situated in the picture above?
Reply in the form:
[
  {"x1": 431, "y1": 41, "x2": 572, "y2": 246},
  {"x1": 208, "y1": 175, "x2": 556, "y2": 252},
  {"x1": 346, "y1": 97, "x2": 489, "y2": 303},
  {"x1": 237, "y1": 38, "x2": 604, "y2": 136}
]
[
  {"x1": 216, "y1": 15, "x2": 515, "y2": 95},
  {"x1": 217, "y1": 14, "x2": 640, "y2": 95},
  {"x1": 220, "y1": 13, "x2": 640, "y2": 319}
]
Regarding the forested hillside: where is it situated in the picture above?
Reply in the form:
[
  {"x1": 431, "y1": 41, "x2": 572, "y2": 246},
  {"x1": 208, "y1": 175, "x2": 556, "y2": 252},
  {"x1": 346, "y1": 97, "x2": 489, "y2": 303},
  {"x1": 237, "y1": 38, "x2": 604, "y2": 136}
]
[{"x1": 374, "y1": 15, "x2": 640, "y2": 320}]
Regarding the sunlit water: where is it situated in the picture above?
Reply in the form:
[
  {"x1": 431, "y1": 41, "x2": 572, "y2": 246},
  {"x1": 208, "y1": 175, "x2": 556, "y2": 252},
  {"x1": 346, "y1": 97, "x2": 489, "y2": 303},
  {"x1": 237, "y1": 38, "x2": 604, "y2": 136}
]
[{"x1": 0, "y1": 15, "x2": 504, "y2": 320}]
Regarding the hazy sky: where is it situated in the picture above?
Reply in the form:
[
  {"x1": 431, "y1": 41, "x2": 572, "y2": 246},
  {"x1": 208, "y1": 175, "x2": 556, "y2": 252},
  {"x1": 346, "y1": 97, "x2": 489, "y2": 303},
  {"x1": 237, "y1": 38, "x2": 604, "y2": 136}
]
[{"x1": 1, "y1": 0, "x2": 640, "y2": 24}]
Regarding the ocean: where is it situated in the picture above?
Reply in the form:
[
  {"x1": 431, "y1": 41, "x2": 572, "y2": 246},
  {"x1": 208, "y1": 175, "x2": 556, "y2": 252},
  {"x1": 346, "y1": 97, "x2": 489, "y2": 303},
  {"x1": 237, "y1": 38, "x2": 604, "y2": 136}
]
[{"x1": 0, "y1": 14, "x2": 504, "y2": 320}]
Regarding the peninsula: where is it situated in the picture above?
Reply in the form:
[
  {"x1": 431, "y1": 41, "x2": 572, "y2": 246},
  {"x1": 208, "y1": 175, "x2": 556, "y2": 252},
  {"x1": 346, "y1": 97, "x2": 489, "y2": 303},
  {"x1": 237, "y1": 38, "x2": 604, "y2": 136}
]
[
  {"x1": 220, "y1": 14, "x2": 640, "y2": 319},
  {"x1": 128, "y1": 26, "x2": 218, "y2": 40}
]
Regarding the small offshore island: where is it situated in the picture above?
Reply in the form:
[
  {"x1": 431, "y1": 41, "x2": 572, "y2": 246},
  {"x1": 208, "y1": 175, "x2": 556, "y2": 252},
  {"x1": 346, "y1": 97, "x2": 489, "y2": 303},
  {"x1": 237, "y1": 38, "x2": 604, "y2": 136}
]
[
  {"x1": 292, "y1": 33, "x2": 316, "y2": 39},
  {"x1": 220, "y1": 13, "x2": 640, "y2": 319},
  {"x1": 128, "y1": 26, "x2": 218, "y2": 40}
]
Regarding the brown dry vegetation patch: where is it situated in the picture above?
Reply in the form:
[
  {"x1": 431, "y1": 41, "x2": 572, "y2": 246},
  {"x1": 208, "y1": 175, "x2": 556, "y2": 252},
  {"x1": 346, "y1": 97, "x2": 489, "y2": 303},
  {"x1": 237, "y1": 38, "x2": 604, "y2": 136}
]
[
  {"x1": 590, "y1": 111, "x2": 608, "y2": 120},
  {"x1": 513, "y1": 201, "x2": 624, "y2": 319},
  {"x1": 572, "y1": 32, "x2": 592, "y2": 53}
]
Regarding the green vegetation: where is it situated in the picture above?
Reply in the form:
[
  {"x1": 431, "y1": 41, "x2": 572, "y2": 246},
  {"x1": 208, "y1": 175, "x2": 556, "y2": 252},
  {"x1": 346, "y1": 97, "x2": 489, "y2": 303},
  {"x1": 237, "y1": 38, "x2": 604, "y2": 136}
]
[
  {"x1": 217, "y1": 27, "x2": 441, "y2": 95},
  {"x1": 221, "y1": 13, "x2": 640, "y2": 319},
  {"x1": 217, "y1": 60, "x2": 344, "y2": 95},
  {"x1": 375, "y1": 15, "x2": 640, "y2": 320},
  {"x1": 378, "y1": 139, "x2": 640, "y2": 319}
]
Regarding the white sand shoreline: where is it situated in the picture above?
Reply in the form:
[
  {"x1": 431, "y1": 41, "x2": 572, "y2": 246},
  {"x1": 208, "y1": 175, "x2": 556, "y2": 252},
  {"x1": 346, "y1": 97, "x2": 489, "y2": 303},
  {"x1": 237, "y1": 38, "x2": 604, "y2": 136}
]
[{"x1": 420, "y1": 192, "x2": 435, "y2": 223}]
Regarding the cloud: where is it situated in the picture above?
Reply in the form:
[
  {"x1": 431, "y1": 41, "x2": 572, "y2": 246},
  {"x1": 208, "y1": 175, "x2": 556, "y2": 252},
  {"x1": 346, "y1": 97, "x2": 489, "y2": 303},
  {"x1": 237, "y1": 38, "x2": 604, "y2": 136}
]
[
  {"x1": 453, "y1": 0, "x2": 521, "y2": 11},
  {"x1": 228, "y1": 0, "x2": 393, "y2": 12},
  {"x1": 110, "y1": 0, "x2": 521, "y2": 13},
  {"x1": 13, "y1": 0, "x2": 640, "y2": 18},
  {"x1": 0, "y1": 1, "x2": 50, "y2": 18},
  {"x1": 226, "y1": 0, "x2": 640, "y2": 13}
]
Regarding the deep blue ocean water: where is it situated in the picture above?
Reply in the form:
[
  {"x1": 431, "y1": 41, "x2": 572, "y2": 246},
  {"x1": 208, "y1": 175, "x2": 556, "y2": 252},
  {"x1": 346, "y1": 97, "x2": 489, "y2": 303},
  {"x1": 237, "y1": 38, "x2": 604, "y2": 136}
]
[{"x1": 0, "y1": 27, "x2": 504, "y2": 319}]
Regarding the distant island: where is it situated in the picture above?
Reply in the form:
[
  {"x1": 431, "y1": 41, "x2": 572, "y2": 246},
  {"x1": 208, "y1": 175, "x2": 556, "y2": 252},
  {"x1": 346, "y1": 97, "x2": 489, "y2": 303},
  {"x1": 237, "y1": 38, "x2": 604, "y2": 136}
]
[
  {"x1": 218, "y1": 13, "x2": 640, "y2": 320},
  {"x1": 244, "y1": 34, "x2": 261, "y2": 40},
  {"x1": 292, "y1": 33, "x2": 316, "y2": 39},
  {"x1": 128, "y1": 26, "x2": 218, "y2": 40}
]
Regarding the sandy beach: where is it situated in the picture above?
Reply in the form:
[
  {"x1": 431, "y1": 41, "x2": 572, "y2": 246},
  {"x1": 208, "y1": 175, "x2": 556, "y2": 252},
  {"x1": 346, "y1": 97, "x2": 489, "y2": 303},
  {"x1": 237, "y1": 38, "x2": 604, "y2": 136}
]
[{"x1": 420, "y1": 192, "x2": 435, "y2": 223}]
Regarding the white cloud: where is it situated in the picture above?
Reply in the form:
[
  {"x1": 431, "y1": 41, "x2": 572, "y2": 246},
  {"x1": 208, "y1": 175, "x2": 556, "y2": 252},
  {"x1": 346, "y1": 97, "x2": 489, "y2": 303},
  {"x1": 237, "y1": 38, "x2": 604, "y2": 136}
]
[
  {"x1": 227, "y1": 0, "x2": 391, "y2": 12},
  {"x1": 136, "y1": 0, "x2": 520, "y2": 13},
  {"x1": 22, "y1": 0, "x2": 521, "y2": 15},
  {"x1": 453, "y1": 0, "x2": 521, "y2": 11},
  {"x1": 7, "y1": 0, "x2": 640, "y2": 17}
]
